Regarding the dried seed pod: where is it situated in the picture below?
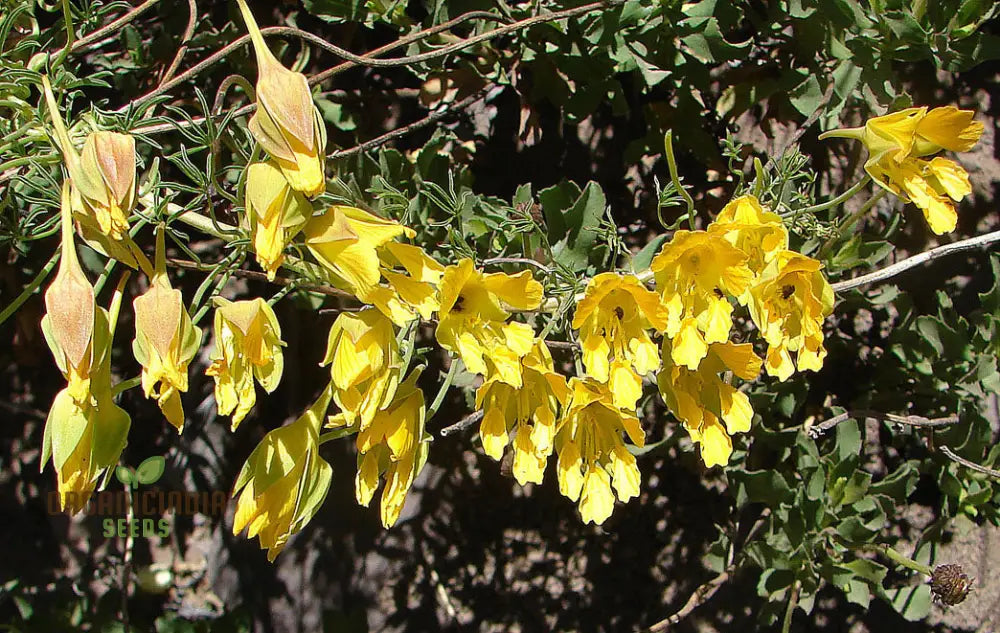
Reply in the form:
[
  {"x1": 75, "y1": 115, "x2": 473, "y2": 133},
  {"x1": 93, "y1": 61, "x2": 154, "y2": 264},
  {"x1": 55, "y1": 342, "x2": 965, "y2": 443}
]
[{"x1": 931, "y1": 564, "x2": 974, "y2": 606}]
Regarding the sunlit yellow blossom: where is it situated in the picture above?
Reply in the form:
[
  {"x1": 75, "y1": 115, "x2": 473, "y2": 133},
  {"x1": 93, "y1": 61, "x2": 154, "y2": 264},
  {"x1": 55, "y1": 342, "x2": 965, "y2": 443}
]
[
  {"x1": 650, "y1": 231, "x2": 753, "y2": 370},
  {"x1": 748, "y1": 251, "x2": 834, "y2": 381},
  {"x1": 572, "y1": 273, "x2": 666, "y2": 408},
  {"x1": 658, "y1": 341, "x2": 761, "y2": 468},
  {"x1": 476, "y1": 341, "x2": 570, "y2": 485},
  {"x1": 321, "y1": 308, "x2": 401, "y2": 429},
  {"x1": 350, "y1": 369, "x2": 430, "y2": 528},
  {"x1": 236, "y1": 0, "x2": 326, "y2": 196},
  {"x1": 554, "y1": 378, "x2": 644, "y2": 525},
  {"x1": 820, "y1": 106, "x2": 983, "y2": 235},
  {"x1": 233, "y1": 387, "x2": 333, "y2": 561},
  {"x1": 245, "y1": 161, "x2": 313, "y2": 280},
  {"x1": 206, "y1": 298, "x2": 285, "y2": 430},
  {"x1": 304, "y1": 205, "x2": 415, "y2": 298},
  {"x1": 708, "y1": 195, "x2": 788, "y2": 276},
  {"x1": 42, "y1": 76, "x2": 136, "y2": 240},
  {"x1": 132, "y1": 230, "x2": 202, "y2": 432},
  {"x1": 435, "y1": 259, "x2": 542, "y2": 386},
  {"x1": 365, "y1": 242, "x2": 446, "y2": 325}
]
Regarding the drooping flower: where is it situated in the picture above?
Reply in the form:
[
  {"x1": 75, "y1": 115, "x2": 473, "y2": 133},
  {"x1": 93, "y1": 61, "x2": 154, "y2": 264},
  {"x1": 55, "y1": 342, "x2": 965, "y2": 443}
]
[
  {"x1": 657, "y1": 341, "x2": 762, "y2": 468},
  {"x1": 304, "y1": 205, "x2": 414, "y2": 298},
  {"x1": 554, "y1": 378, "x2": 645, "y2": 525},
  {"x1": 42, "y1": 387, "x2": 130, "y2": 513},
  {"x1": 41, "y1": 76, "x2": 136, "y2": 240},
  {"x1": 364, "y1": 242, "x2": 445, "y2": 325},
  {"x1": 435, "y1": 258, "x2": 542, "y2": 386},
  {"x1": 321, "y1": 308, "x2": 400, "y2": 429},
  {"x1": 747, "y1": 251, "x2": 834, "y2": 381},
  {"x1": 132, "y1": 229, "x2": 202, "y2": 432},
  {"x1": 233, "y1": 386, "x2": 333, "y2": 561},
  {"x1": 206, "y1": 298, "x2": 285, "y2": 430},
  {"x1": 347, "y1": 369, "x2": 430, "y2": 528},
  {"x1": 476, "y1": 341, "x2": 570, "y2": 485},
  {"x1": 572, "y1": 273, "x2": 666, "y2": 409},
  {"x1": 819, "y1": 106, "x2": 983, "y2": 235},
  {"x1": 707, "y1": 195, "x2": 788, "y2": 276},
  {"x1": 245, "y1": 161, "x2": 313, "y2": 280},
  {"x1": 650, "y1": 231, "x2": 753, "y2": 370},
  {"x1": 236, "y1": 0, "x2": 327, "y2": 196}
]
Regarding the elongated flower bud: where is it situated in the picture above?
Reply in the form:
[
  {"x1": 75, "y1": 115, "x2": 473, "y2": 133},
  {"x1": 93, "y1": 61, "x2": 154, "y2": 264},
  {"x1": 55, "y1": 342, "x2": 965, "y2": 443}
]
[
  {"x1": 41, "y1": 76, "x2": 137, "y2": 240},
  {"x1": 245, "y1": 161, "x2": 312, "y2": 280},
  {"x1": 133, "y1": 228, "x2": 202, "y2": 432},
  {"x1": 236, "y1": 0, "x2": 327, "y2": 197},
  {"x1": 41, "y1": 182, "x2": 97, "y2": 405}
]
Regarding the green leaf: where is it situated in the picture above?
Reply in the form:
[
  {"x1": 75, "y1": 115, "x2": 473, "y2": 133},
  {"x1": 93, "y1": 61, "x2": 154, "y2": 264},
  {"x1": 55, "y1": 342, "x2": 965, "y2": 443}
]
[
  {"x1": 789, "y1": 75, "x2": 823, "y2": 116},
  {"x1": 836, "y1": 417, "x2": 861, "y2": 465},
  {"x1": 631, "y1": 234, "x2": 668, "y2": 272},
  {"x1": 549, "y1": 181, "x2": 607, "y2": 270},
  {"x1": 732, "y1": 469, "x2": 793, "y2": 507},
  {"x1": 116, "y1": 465, "x2": 135, "y2": 487},
  {"x1": 887, "y1": 583, "x2": 933, "y2": 621},
  {"x1": 136, "y1": 455, "x2": 166, "y2": 485}
]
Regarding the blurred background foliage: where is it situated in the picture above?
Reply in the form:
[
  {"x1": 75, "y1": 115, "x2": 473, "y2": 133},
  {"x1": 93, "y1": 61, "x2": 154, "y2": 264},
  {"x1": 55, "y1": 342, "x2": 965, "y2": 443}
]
[{"x1": 1, "y1": 0, "x2": 999, "y2": 631}]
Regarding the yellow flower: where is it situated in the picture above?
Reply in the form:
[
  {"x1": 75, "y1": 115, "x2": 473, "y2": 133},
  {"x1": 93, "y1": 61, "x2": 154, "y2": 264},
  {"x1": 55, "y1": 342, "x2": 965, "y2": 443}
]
[
  {"x1": 435, "y1": 258, "x2": 542, "y2": 386},
  {"x1": 650, "y1": 230, "x2": 753, "y2": 370},
  {"x1": 321, "y1": 308, "x2": 401, "y2": 429},
  {"x1": 572, "y1": 273, "x2": 666, "y2": 409},
  {"x1": 476, "y1": 341, "x2": 570, "y2": 485},
  {"x1": 132, "y1": 230, "x2": 202, "y2": 432},
  {"x1": 364, "y1": 242, "x2": 445, "y2": 325},
  {"x1": 708, "y1": 195, "x2": 788, "y2": 276},
  {"x1": 245, "y1": 161, "x2": 313, "y2": 280},
  {"x1": 236, "y1": 0, "x2": 326, "y2": 196},
  {"x1": 206, "y1": 298, "x2": 285, "y2": 430},
  {"x1": 233, "y1": 386, "x2": 333, "y2": 561},
  {"x1": 657, "y1": 341, "x2": 761, "y2": 468},
  {"x1": 819, "y1": 106, "x2": 983, "y2": 235},
  {"x1": 867, "y1": 156, "x2": 971, "y2": 235},
  {"x1": 352, "y1": 369, "x2": 430, "y2": 528},
  {"x1": 42, "y1": 387, "x2": 130, "y2": 514},
  {"x1": 554, "y1": 378, "x2": 645, "y2": 525},
  {"x1": 747, "y1": 251, "x2": 834, "y2": 381},
  {"x1": 304, "y1": 205, "x2": 415, "y2": 298},
  {"x1": 42, "y1": 76, "x2": 136, "y2": 240}
]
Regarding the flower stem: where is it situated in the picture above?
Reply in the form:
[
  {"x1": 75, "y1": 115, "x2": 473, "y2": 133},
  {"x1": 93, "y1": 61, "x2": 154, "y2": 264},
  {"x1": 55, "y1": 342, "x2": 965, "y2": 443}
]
[
  {"x1": 817, "y1": 189, "x2": 888, "y2": 259},
  {"x1": 0, "y1": 251, "x2": 60, "y2": 327},
  {"x1": 785, "y1": 175, "x2": 871, "y2": 219},
  {"x1": 859, "y1": 543, "x2": 933, "y2": 576},
  {"x1": 425, "y1": 359, "x2": 460, "y2": 422},
  {"x1": 664, "y1": 131, "x2": 695, "y2": 228}
]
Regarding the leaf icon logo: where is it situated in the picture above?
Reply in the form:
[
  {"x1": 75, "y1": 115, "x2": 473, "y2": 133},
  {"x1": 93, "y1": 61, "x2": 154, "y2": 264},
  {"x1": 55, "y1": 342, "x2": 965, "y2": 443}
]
[
  {"x1": 116, "y1": 465, "x2": 136, "y2": 488},
  {"x1": 136, "y1": 456, "x2": 165, "y2": 485}
]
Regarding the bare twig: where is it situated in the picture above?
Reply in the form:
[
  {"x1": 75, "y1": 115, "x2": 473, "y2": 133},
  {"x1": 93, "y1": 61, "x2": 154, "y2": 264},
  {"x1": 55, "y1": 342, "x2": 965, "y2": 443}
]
[
  {"x1": 832, "y1": 229, "x2": 1000, "y2": 293},
  {"x1": 482, "y1": 256, "x2": 552, "y2": 272},
  {"x1": 158, "y1": 0, "x2": 198, "y2": 87},
  {"x1": 439, "y1": 410, "x2": 483, "y2": 437},
  {"x1": 329, "y1": 89, "x2": 489, "y2": 160},
  {"x1": 60, "y1": 0, "x2": 161, "y2": 55},
  {"x1": 165, "y1": 257, "x2": 356, "y2": 300},
  {"x1": 940, "y1": 446, "x2": 1000, "y2": 480},
  {"x1": 807, "y1": 410, "x2": 960, "y2": 438}
]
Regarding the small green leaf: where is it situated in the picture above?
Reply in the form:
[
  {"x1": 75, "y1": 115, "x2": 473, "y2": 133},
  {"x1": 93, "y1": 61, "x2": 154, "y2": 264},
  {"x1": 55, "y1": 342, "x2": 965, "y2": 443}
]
[
  {"x1": 116, "y1": 466, "x2": 135, "y2": 487},
  {"x1": 136, "y1": 456, "x2": 166, "y2": 485},
  {"x1": 887, "y1": 583, "x2": 933, "y2": 621}
]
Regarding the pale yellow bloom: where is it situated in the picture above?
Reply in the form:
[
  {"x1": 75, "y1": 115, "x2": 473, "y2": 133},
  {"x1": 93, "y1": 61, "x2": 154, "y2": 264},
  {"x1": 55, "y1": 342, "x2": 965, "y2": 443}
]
[
  {"x1": 555, "y1": 378, "x2": 645, "y2": 525},
  {"x1": 572, "y1": 273, "x2": 666, "y2": 408},
  {"x1": 658, "y1": 341, "x2": 761, "y2": 468},
  {"x1": 708, "y1": 195, "x2": 788, "y2": 276},
  {"x1": 365, "y1": 242, "x2": 445, "y2": 325},
  {"x1": 351, "y1": 370, "x2": 430, "y2": 528},
  {"x1": 206, "y1": 298, "x2": 284, "y2": 429},
  {"x1": 650, "y1": 231, "x2": 753, "y2": 370},
  {"x1": 233, "y1": 387, "x2": 333, "y2": 561},
  {"x1": 476, "y1": 341, "x2": 570, "y2": 485},
  {"x1": 747, "y1": 251, "x2": 834, "y2": 381},
  {"x1": 245, "y1": 161, "x2": 313, "y2": 280},
  {"x1": 435, "y1": 259, "x2": 542, "y2": 386}
]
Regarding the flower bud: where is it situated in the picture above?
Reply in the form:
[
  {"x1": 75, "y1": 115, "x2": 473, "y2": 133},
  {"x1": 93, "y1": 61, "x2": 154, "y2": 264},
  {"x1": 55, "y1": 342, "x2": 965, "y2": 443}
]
[
  {"x1": 245, "y1": 161, "x2": 312, "y2": 280},
  {"x1": 41, "y1": 76, "x2": 136, "y2": 240},
  {"x1": 931, "y1": 564, "x2": 974, "y2": 606},
  {"x1": 236, "y1": 0, "x2": 327, "y2": 196},
  {"x1": 133, "y1": 229, "x2": 202, "y2": 432}
]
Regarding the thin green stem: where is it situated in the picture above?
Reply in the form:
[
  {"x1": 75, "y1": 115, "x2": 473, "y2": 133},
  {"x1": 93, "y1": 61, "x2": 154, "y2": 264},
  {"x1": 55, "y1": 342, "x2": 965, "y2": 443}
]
[
  {"x1": 0, "y1": 251, "x2": 60, "y2": 327},
  {"x1": 859, "y1": 543, "x2": 933, "y2": 576},
  {"x1": 266, "y1": 281, "x2": 297, "y2": 306},
  {"x1": 664, "y1": 131, "x2": 695, "y2": 228},
  {"x1": 111, "y1": 375, "x2": 142, "y2": 397},
  {"x1": 781, "y1": 580, "x2": 799, "y2": 633},
  {"x1": 818, "y1": 189, "x2": 888, "y2": 259},
  {"x1": 50, "y1": 0, "x2": 75, "y2": 69},
  {"x1": 173, "y1": 209, "x2": 238, "y2": 240},
  {"x1": 786, "y1": 176, "x2": 872, "y2": 219},
  {"x1": 426, "y1": 359, "x2": 460, "y2": 421},
  {"x1": 318, "y1": 427, "x2": 357, "y2": 444}
]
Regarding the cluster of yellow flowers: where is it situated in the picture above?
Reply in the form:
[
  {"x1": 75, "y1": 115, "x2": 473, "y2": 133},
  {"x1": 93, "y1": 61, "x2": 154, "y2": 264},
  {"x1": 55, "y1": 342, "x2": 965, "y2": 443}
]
[
  {"x1": 34, "y1": 0, "x2": 984, "y2": 559},
  {"x1": 820, "y1": 106, "x2": 984, "y2": 234}
]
